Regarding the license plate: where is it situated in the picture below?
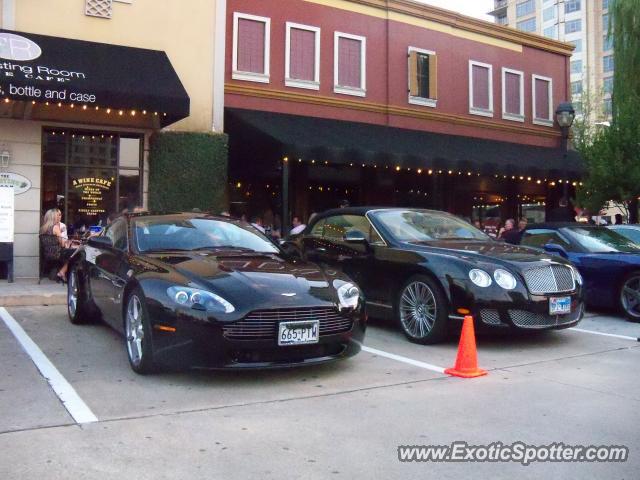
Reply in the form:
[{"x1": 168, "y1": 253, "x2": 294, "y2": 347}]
[
  {"x1": 549, "y1": 296, "x2": 571, "y2": 315},
  {"x1": 278, "y1": 320, "x2": 319, "y2": 346}
]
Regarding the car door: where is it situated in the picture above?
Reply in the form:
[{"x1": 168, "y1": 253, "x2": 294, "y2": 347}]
[{"x1": 92, "y1": 218, "x2": 129, "y2": 328}]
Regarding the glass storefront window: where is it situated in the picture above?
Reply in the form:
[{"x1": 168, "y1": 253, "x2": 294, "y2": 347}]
[{"x1": 41, "y1": 129, "x2": 142, "y2": 234}]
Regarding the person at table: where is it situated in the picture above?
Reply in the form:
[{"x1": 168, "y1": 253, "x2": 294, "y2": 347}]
[{"x1": 40, "y1": 208, "x2": 78, "y2": 283}]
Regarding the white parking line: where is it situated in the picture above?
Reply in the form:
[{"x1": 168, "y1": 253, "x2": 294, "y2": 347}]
[
  {"x1": 361, "y1": 345, "x2": 446, "y2": 374},
  {"x1": 569, "y1": 327, "x2": 639, "y2": 342},
  {"x1": 0, "y1": 307, "x2": 98, "y2": 424}
]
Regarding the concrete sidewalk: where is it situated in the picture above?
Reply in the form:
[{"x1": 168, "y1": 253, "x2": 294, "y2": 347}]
[{"x1": 0, "y1": 279, "x2": 66, "y2": 307}]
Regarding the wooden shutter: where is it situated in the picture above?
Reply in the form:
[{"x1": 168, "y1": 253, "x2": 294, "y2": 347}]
[
  {"x1": 428, "y1": 54, "x2": 437, "y2": 100},
  {"x1": 408, "y1": 50, "x2": 419, "y2": 97}
]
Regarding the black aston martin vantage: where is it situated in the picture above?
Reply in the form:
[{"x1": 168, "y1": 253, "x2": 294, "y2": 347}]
[
  {"x1": 290, "y1": 207, "x2": 584, "y2": 344},
  {"x1": 66, "y1": 212, "x2": 365, "y2": 374}
]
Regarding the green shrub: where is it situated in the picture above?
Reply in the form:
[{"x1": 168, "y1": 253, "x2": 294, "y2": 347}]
[{"x1": 149, "y1": 132, "x2": 228, "y2": 213}]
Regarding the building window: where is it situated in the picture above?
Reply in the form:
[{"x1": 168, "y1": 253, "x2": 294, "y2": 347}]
[
  {"x1": 502, "y1": 68, "x2": 524, "y2": 122},
  {"x1": 469, "y1": 61, "x2": 493, "y2": 117},
  {"x1": 571, "y1": 81, "x2": 583, "y2": 95},
  {"x1": 516, "y1": 0, "x2": 535, "y2": 17},
  {"x1": 517, "y1": 18, "x2": 537, "y2": 32},
  {"x1": 603, "y1": 0, "x2": 609, "y2": 10},
  {"x1": 285, "y1": 22, "x2": 320, "y2": 90},
  {"x1": 569, "y1": 39, "x2": 582, "y2": 53},
  {"x1": 565, "y1": 19, "x2": 582, "y2": 34},
  {"x1": 603, "y1": 14, "x2": 609, "y2": 32},
  {"x1": 603, "y1": 76, "x2": 613, "y2": 94},
  {"x1": 232, "y1": 12, "x2": 270, "y2": 83},
  {"x1": 408, "y1": 47, "x2": 437, "y2": 107},
  {"x1": 604, "y1": 98, "x2": 612, "y2": 115},
  {"x1": 334, "y1": 32, "x2": 366, "y2": 97},
  {"x1": 543, "y1": 6, "x2": 556, "y2": 22},
  {"x1": 571, "y1": 60, "x2": 583, "y2": 74},
  {"x1": 543, "y1": 26, "x2": 558, "y2": 39},
  {"x1": 497, "y1": 15, "x2": 508, "y2": 25},
  {"x1": 603, "y1": 35, "x2": 613, "y2": 51},
  {"x1": 603, "y1": 55, "x2": 614, "y2": 72},
  {"x1": 565, "y1": 0, "x2": 581, "y2": 14},
  {"x1": 532, "y1": 75, "x2": 553, "y2": 126}
]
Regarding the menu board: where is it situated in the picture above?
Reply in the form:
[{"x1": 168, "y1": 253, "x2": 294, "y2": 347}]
[
  {"x1": 0, "y1": 186, "x2": 14, "y2": 243},
  {"x1": 71, "y1": 177, "x2": 113, "y2": 217}
]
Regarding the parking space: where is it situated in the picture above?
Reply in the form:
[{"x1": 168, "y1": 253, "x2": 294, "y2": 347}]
[{"x1": 1, "y1": 305, "x2": 638, "y2": 479}]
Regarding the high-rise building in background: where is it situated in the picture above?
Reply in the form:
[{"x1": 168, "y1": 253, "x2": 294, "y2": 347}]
[{"x1": 489, "y1": 0, "x2": 612, "y2": 119}]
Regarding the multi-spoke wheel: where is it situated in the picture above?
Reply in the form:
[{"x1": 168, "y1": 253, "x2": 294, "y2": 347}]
[
  {"x1": 620, "y1": 273, "x2": 640, "y2": 322},
  {"x1": 125, "y1": 287, "x2": 156, "y2": 374},
  {"x1": 396, "y1": 275, "x2": 448, "y2": 344},
  {"x1": 67, "y1": 264, "x2": 90, "y2": 324}
]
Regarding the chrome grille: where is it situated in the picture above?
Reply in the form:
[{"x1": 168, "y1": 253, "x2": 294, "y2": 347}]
[
  {"x1": 480, "y1": 309, "x2": 502, "y2": 325},
  {"x1": 509, "y1": 303, "x2": 583, "y2": 329},
  {"x1": 222, "y1": 307, "x2": 353, "y2": 340},
  {"x1": 523, "y1": 265, "x2": 575, "y2": 294}
]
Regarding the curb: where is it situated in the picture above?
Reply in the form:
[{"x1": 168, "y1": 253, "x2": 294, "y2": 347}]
[{"x1": 0, "y1": 294, "x2": 67, "y2": 307}]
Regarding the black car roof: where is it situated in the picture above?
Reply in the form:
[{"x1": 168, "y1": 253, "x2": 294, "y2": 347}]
[
  {"x1": 310, "y1": 207, "x2": 449, "y2": 223},
  {"x1": 525, "y1": 222, "x2": 603, "y2": 230},
  {"x1": 124, "y1": 211, "x2": 237, "y2": 222}
]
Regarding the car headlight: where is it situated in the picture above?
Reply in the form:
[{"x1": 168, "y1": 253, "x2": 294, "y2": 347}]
[
  {"x1": 469, "y1": 269, "x2": 492, "y2": 288},
  {"x1": 335, "y1": 281, "x2": 360, "y2": 309},
  {"x1": 166, "y1": 286, "x2": 235, "y2": 313},
  {"x1": 571, "y1": 267, "x2": 583, "y2": 286},
  {"x1": 494, "y1": 269, "x2": 517, "y2": 290}
]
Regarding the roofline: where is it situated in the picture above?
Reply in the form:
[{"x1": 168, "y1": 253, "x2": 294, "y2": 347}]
[{"x1": 345, "y1": 0, "x2": 575, "y2": 56}]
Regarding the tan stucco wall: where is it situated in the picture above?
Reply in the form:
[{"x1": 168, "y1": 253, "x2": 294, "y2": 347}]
[{"x1": 14, "y1": 0, "x2": 217, "y2": 132}]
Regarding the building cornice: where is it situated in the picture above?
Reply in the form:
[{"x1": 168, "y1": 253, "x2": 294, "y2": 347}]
[
  {"x1": 305, "y1": 0, "x2": 575, "y2": 56},
  {"x1": 225, "y1": 83, "x2": 561, "y2": 139}
]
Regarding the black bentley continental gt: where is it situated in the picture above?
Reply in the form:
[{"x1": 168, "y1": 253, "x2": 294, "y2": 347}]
[
  {"x1": 290, "y1": 208, "x2": 584, "y2": 344},
  {"x1": 67, "y1": 213, "x2": 365, "y2": 374}
]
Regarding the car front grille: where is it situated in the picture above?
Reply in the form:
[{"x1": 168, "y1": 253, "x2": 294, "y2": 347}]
[
  {"x1": 523, "y1": 265, "x2": 575, "y2": 294},
  {"x1": 508, "y1": 303, "x2": 583, "y2": 329},
  {"x1": 480, "y1": 309, "x2": 503, "y2": 325},
  {"x1": 222, "y1": 307, "x2": 353, "y2": 341}
]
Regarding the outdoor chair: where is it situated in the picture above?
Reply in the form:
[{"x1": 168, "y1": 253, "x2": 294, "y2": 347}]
[{"x1": 38, "y1": 233, "x2": 62, "y2": 284}]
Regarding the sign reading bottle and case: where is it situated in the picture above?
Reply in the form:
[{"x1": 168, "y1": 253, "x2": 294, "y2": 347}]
[{"x1": 0, "y1": 186, "x2": 14, "y2": 243}]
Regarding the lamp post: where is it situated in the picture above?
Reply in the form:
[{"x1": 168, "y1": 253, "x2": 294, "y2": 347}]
[{"x1": 555, "y1": 102, "x2": 576, "y2": 203}]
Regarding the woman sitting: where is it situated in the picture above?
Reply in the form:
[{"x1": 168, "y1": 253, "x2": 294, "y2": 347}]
[{"x1": 40, "y1": 208, "x2": 78, "y2": 283}]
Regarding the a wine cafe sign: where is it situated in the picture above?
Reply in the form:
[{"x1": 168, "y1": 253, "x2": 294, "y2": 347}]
[{"x1": 0, "y1": 172, "x2": 31, "y2": 195}]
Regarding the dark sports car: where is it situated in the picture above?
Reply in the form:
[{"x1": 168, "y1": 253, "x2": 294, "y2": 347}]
[
  {"x1": 522, "y1": 223, "x2": 640, "y2": 321},
  {"x1": 290, "y1": 208, "x2": 584, "y2": 344},
  {"x1": 67, "y1": 212, "x2": 365, "y2": 374}
]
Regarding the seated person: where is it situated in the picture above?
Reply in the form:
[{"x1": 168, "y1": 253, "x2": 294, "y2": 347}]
[{"x1": 40, "y1": 208, "x2": 78, "y2": 283}]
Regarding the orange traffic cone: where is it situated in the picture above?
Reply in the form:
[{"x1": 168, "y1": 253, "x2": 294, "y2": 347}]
[{"x1": 445, "y1": 315, "x2": 487, "y2": 378}]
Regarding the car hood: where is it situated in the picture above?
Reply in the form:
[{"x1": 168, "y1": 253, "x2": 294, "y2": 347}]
[
  {"x1": 138, "y1": 251, "x2": 343, "y2": 309},
  {"x1": 402, "y1": 240, "x2": 568, "y2": 266}
]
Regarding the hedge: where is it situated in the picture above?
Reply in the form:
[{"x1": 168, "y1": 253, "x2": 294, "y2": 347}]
[{"x1": 148, "y1": 131, "x2": 228, "y2": 213}]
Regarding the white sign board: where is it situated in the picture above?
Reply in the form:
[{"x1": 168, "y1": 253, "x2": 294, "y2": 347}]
[
  {"x1": 0, "y1": 172, "x2": 32, "y2": 195},
  {"x1": 0, "y1": 186, "x2": 15, "y2": 243}
]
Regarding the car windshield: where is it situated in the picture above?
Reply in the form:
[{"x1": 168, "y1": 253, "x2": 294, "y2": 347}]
[
  {"x1": 564, "y1": 226, "x2": 640, "y2": 253},
  {"x1": 133, "y1": 217, "x2": 280, "y2": 254},
  {"x1": 373, "y1": 210, "x2": 489, "y2": 242}
]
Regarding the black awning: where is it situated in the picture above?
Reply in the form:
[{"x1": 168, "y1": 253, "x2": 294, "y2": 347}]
[
  {"x1": 0, "y1": 30, "x2": 189, "y2": 126},
  {"x1": 226, "y1": 108, "x2": 584, "y2": 178}
]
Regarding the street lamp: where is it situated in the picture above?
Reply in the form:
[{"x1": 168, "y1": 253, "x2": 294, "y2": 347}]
[{"x1": 555, "y1": 102, "x2": 576, "y2": 203}]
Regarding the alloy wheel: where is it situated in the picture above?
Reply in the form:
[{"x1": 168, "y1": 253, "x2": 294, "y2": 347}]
[
  {"x1": 399, "y1": 281, "x2": 437, "y2": 338},
  {"x1": 68, "y1": 269, "x2": 78, "y2": 318},
  {"x1": 621, "y1": 275, "x2": 640, "y2": 319},
  {"x1": 126, "y1": 295, "x2": 145, "y2": 366}
]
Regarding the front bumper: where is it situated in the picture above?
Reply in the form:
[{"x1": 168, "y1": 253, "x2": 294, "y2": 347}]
[
  {"x1": 473, "y1": 293, "x2": 584, "y2": 330},
  {"x1": 147, "y1": 304, "x2": 366, "y2": 369}
]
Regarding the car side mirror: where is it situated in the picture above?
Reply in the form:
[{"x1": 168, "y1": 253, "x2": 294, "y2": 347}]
[
  {"x1": 343, "y1": 230, "x2": 368, "y2": 245},
  {"x1": 87, "y1": 236, "x2": 113, "y2": 249},
  {"x1": 543, "y1": 243, "x2": 568, "y2": 258},
  {"x1": 280, "y1": 241, "x2": 302, "y2": 259}
]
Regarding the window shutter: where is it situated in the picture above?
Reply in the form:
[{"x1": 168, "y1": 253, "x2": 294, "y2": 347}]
[
  {"x1": 408, "y1": 50, "x2": 419, "y2": 97},
  {"x1": 237, "y1": 19, "x2": 266, "y2": 74},
  {"x1": 428, "y1": 54, "x2": 438, "y2": 100}
]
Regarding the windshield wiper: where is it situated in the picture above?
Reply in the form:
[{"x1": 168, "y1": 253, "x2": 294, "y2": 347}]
[{"x1": 191, "y1": 246, "x2": 258, "y2": 252}]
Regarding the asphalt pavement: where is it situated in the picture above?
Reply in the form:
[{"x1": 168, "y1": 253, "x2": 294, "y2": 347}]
[{"x1": 0, "y1": 304, "x2": 638, "y2": 479}]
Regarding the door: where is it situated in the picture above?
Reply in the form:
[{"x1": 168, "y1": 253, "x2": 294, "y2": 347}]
[{"x1": 92, "y1": 219, "x2": 129, "y2": 328}]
